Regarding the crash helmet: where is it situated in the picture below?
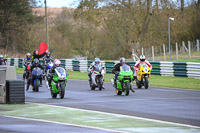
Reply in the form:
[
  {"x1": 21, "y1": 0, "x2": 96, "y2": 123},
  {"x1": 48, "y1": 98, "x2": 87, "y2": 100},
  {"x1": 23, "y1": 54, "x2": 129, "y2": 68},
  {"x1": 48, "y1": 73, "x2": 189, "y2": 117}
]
[
  {"x1": 140, "y1": 55, "x2": 146, "y2": 62},
  {"x1": 33, "y1": 58, "x2": 39, "y2": 66},
  {"x1": 46, "y1": 52, "x2": 50, "y2": 57},
  {"x1": 54, "y1": 59, "x2": 61, "y2": 67},
  {"x1": 0, "y1": 55, "x2": 3, "y2": 59},
  {"x1": 120, "y1": 57, "x2": 126, "y2": 65},
  {"x1": 94, "y1": 58, "x2": 100, "y2": 64},
  {"x1": 26, "y1": 53, "x2": 31, "y2": 60}
]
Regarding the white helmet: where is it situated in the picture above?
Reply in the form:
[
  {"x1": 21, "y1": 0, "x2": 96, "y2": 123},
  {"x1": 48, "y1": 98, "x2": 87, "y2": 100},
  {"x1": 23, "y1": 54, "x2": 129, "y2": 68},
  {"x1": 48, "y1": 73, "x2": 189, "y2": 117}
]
[
  {"x1": 140, "y1": 55, "x2": 145, "y2": 62},
  {"x1": 54, "y1": 59, "x2": 61, "y2": 67}
]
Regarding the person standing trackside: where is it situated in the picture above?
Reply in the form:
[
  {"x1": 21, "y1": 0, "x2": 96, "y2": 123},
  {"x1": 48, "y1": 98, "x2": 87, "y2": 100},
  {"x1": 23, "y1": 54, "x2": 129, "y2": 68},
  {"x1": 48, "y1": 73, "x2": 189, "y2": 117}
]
[
  {"x1": 0, "y1": 55, "x2": 7, "y2": 65},
  {"x1": 32, "y1": 49, "x2": 48, "y2": 63}
]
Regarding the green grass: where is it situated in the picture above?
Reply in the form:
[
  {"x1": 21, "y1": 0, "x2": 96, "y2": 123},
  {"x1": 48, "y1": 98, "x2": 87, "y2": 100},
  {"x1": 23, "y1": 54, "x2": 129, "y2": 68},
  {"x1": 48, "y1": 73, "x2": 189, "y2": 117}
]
[
  {"x1": 16, "y1": 68, "x2": 24, "y2": 74},
  {"x1": 172, "y1": 58, "x2": 200, "y2": 63},
  {"x1": 16, "y1": 68, "x2": 200, "y2": 90}
]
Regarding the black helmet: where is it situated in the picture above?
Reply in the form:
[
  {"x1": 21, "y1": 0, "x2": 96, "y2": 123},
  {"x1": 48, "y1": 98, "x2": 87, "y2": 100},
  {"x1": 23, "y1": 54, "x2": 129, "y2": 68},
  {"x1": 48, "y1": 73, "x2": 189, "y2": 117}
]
[
  {"x1": 120, "y1": 57, "x2": 126, "y2": 65},
  {"x1": 33, "y1": 58, "x2": 39, "y2": 64}
]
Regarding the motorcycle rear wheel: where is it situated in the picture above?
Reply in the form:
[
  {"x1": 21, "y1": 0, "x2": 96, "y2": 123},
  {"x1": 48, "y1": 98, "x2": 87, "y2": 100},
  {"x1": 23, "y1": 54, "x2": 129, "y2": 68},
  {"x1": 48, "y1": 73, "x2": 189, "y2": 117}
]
[
  {"x1": 116, "y1": 89, "x2": 122, "y2": 95},
  {"x1": 51, "y1": 91, "x2": 57, "y2": 98}
]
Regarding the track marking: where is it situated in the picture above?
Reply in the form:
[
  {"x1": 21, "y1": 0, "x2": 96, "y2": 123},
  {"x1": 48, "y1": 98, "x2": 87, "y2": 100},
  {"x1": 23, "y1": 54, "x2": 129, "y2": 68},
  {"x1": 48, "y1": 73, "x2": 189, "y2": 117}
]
[
  {"x1": 27, "y1": 102, "x2": 200, "y2": 129},
  {"x1": 1, "y1": 115, "x2": 125, "y2": 133},
  {"x1": 43, "y1": 96, "x2": 200, "y2": 105}
]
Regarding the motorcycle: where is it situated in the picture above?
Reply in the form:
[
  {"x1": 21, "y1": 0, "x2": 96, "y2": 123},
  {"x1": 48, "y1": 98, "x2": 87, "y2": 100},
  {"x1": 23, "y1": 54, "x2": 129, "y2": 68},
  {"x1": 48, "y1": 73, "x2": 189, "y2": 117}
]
[
  {"x1": 24, "y1": 62, "x2": 31, "y2": 82},
  {"x1": 44, "y1": 61, "x2": 54, "y2": 87},
  {"x1": 112, "y1": 64, "x2": 133, "y2": 96},
  {"x1": 136, "y1": 64, "x2": 151, "y2": 89},
  {"x1": 89, "y1": 64, "x2": 105, "y2": 91},
  {"x1": 50, "y1": 67, "x2": 68, "y2": 99},
  {"x1": 31, "y1": 67, "x2": 43, "y2": 92}
]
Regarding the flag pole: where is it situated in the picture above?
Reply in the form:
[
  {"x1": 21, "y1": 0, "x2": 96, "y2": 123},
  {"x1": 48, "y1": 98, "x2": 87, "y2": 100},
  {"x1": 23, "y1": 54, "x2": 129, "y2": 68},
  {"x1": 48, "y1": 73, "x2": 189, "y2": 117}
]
[{"x1": 45, "y1": 0, "x2": 49, "y2": 49}]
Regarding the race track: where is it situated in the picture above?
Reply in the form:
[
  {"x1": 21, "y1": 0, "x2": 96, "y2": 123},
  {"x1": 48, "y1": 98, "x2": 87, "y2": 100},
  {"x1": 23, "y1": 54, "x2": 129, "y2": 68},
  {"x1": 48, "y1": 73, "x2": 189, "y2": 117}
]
[{"x1": 0, "y1": 74, "x2": 200, "y2": 133}]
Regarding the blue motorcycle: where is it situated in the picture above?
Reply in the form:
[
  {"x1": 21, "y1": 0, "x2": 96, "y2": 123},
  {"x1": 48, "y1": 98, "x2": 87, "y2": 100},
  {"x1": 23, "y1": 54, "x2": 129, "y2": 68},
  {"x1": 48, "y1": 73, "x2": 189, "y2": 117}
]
[{"x1": 31, "y1": 67, "x2": 43, "y2": 92}]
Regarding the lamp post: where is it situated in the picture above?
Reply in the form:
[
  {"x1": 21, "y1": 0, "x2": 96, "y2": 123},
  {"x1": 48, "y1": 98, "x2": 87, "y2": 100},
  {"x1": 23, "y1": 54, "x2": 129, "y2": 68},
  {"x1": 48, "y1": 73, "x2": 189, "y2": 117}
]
[
  {"x1": 44, "y1": 0, "x2": 49, "y2": 48},
  {"x1": 168, "y1": 17, "x2": 174, "y2": 61}
]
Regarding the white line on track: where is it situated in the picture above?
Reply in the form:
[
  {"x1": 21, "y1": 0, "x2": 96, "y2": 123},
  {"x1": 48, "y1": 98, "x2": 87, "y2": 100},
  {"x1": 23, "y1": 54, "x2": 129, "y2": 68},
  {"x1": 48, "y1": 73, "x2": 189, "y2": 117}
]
[
  {"x1": 1, "y1": 115, "x2": 125, "y2": 133},
  {"x1": 28, "y1": 102, "x2": 200, "y2": 129}
]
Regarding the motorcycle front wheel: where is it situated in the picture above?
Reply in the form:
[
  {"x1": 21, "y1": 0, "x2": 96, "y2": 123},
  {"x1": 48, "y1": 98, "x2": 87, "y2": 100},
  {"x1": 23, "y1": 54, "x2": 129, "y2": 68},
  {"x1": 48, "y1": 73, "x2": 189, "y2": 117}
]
[
  {"x1": 34, "y1": 80, "x2": 40, "y2": 92},
  {"x1": 98, "y1": 77, "x2": 103, "y2": 91},
  {"x1": 124, "y1": 82, "x2": 130, "y2": 96},
  {"x1": 59, "y1": 83, "x2": 65, "y2": 99},
  {"x1": 144, "y1": 76, "x2": 149, "y2": 89}
]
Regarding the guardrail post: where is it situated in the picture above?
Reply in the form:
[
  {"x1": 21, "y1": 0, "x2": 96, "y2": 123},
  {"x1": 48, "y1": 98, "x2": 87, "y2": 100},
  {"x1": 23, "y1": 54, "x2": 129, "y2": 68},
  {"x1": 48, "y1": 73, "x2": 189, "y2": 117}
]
[
  {"x1": 163, "y1": 44, "x2": 166, "y2": 61},
  {"x1": 182, "y1": 41, "x2": 185, "y2": 52},
  {"x1": 188, "y1": 41, "x2": 191, "y2": 59},
  {"x1": 176, "y1": 42, "x2": 178, "y2": 60},
  {"x1": 152, "y1": 46, "x2": 154, "y2": 61},
  {"x1": 197, "y1": 39, "x2": 199, "y2": 52}
]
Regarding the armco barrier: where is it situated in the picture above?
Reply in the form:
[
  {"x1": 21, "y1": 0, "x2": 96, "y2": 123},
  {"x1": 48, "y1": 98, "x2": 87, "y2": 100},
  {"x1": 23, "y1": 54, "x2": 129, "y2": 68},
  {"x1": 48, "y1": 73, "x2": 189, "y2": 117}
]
[
  {"x1": 5, "y1": 58, "x2": 200, "y2": 79},
  {"x1": 186, "y1": 62, "x2": 200, "y2": 79},
  {"x1": 173, "y1": 62, "x2": 187, "y2": 77}
]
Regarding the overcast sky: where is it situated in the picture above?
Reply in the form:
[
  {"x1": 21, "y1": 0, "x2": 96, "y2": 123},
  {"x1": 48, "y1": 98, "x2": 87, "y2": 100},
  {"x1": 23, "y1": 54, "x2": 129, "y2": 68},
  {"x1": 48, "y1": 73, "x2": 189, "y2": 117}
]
[{"x1": 39, "y1": 0, "x2": 80, "y2": 8}]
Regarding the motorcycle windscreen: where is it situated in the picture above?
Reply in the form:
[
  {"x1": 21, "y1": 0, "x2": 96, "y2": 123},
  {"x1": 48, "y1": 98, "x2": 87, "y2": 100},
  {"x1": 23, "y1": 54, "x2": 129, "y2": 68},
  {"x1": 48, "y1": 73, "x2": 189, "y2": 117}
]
[
  {"x1": 55, "y1": 67, "x2": 66, "y2": 77},
  {"x1": 32, "y1": 67, "x2": 43, "y2": 76},
  {"x1": 120, "y1": 64, "x2": 131, "y2": 72},
  {"x1": 47, "y1": 62, "x2": 53, "y2": 69},
  {"x1": 93, "y1": 64, "x2": 103, "y2": 72}
]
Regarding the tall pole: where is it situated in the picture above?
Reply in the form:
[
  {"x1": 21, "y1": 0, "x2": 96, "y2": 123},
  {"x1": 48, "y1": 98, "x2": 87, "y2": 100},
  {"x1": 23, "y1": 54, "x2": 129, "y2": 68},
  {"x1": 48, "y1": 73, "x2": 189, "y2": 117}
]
[
  {"x1": 168, "y1": 18, "x2": 171, "y2": 61},
  {"x1": 45, "y1": 0, "x2": 49, "y2": 48}
]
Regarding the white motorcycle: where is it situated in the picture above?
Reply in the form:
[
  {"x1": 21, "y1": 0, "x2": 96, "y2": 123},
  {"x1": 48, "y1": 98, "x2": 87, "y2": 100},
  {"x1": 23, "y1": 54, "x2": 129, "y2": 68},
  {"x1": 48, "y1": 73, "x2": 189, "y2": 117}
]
[{"x1": 89, "y1": 64, "x2": 106, "y2": 91}]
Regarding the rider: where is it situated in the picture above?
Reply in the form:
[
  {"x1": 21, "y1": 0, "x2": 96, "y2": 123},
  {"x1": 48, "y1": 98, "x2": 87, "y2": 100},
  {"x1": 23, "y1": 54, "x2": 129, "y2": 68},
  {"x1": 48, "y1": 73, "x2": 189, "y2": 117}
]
[
  {"x1": 112, "y1": 57, "x2": 133, "y2": 86},
  {"x1": 48, "y1": 59, "x2": 62, "y2": 88},
  {"x1": 32, "y1": 49, "x2": 48, "y2": 63},
  {"x1": 133, "y1": 55, "x2": 152, "y2": 80},
  {"x1": 27, "y1": 58, "x2": 44, "y2": 91},
  {"x1": 23, "y1": 53, "x2": 32, "y2": 80},
  {"x1": 0, "y1": 55, "x2": 7, "y2": 65},
  {"x1": 43, "y1": 52, "x2": 53, "y2": 74},
  {"x1": 88, "y1": 58, "x2": 105, "y2": 84}
]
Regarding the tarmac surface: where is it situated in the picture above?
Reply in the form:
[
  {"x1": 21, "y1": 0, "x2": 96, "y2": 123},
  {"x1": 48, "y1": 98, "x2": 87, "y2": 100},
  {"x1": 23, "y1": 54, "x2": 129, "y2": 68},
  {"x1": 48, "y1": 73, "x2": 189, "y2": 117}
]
[{"x1": 0, "y1": 75, "x2": 200, "y2": 132}]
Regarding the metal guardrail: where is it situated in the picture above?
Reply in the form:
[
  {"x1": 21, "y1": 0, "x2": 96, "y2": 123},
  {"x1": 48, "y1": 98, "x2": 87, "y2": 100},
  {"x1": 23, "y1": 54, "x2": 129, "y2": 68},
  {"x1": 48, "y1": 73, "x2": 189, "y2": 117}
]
[{"x1": 4, "y1": 58, "x2": 200, "y2": 79}]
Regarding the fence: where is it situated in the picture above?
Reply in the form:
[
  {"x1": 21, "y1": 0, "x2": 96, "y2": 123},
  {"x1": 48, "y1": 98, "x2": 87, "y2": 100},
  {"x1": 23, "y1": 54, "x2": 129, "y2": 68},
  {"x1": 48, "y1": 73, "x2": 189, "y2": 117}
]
[
  {"x1": 133, "y1": 39, "x2": 200, "y2": 61},
  {"x1": 4, "y1": 58, "x2": 200, "y2": 79}
]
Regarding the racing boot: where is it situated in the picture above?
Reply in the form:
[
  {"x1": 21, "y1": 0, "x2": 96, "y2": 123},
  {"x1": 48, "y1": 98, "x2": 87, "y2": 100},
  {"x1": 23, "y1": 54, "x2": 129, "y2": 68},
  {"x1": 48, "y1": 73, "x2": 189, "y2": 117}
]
[
  {"x1": 26, "y1": 84, "x2": 29, "y2": 91},
  {"x1": 132, "y1": 76, "x2": 137, "y2": 81}
]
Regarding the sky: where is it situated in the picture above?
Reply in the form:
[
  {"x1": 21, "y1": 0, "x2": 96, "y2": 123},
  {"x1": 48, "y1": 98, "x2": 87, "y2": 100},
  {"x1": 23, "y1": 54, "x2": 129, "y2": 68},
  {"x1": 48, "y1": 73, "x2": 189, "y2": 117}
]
[{"x1": 38, "y1": 0, "x2": 80, "y2": 8}]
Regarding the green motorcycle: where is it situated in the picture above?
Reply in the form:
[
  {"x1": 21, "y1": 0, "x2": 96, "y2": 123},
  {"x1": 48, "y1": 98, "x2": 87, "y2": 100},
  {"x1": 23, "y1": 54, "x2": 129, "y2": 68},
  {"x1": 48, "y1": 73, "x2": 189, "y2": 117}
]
[
  {"x1": 50, "y1": 67, "x2": 68, "y2": 99},
  {"x1": 112, "y1": 64, "x2": 134, "y2": 96}
]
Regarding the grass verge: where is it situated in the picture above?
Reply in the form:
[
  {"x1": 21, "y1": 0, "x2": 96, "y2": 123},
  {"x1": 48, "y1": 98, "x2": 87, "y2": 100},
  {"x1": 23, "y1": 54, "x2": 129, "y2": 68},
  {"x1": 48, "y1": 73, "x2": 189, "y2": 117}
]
[{"x1": 16, "y1": 68, "x2": 200, "y2": 90}]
